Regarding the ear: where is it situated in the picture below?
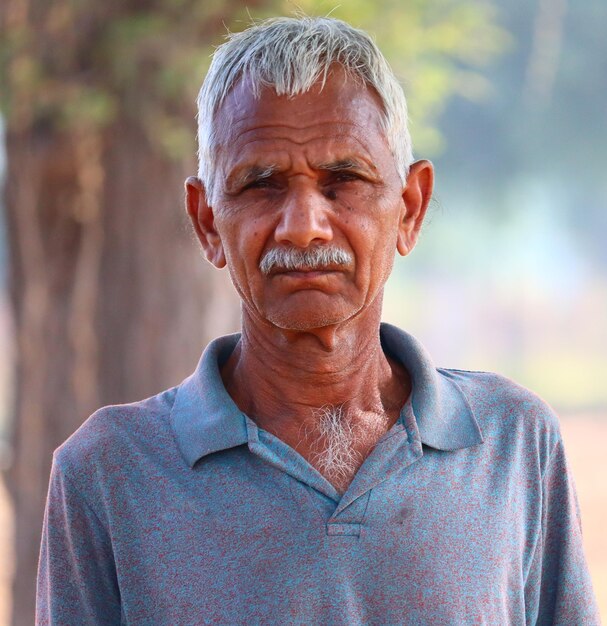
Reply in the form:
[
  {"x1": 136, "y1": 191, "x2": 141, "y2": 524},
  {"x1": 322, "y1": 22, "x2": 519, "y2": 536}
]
[
  {"x1": 396, "y1": 160, "x2": 434, "y2": 256},
  {"x1": 185, "y1": 176, "x2": 226, "y2": 268}
]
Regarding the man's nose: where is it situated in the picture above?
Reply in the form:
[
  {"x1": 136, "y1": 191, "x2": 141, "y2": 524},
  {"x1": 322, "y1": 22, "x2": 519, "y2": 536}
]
[{"x1": 273, "y1": 183, "x2": 334, "y2": 248}]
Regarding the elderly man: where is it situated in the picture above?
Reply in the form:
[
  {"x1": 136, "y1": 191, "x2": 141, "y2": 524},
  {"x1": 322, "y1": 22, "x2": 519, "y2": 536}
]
[{"x1": 37, "y1": 16, "x2": 599, "y2": 625}]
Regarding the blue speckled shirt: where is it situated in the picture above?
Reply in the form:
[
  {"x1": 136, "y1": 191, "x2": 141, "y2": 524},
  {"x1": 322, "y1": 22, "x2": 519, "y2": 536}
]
[{"x1": 37, "y1": 324, "x2": 600, "y2": 625}]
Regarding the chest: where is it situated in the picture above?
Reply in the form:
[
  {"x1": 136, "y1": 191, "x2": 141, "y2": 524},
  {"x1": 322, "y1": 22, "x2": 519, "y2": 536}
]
[
  {"x1": 269, "y1": 410, "x2": 402, "y2": 495},
  {"x1": 106, "y1": 444, "x2": 539, "y2": 625}
]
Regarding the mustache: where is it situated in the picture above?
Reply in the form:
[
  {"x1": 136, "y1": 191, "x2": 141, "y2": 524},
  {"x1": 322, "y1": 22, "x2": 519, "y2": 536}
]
[{"x1": 259, "y1": 246, "x2": 353, "y2": 276}]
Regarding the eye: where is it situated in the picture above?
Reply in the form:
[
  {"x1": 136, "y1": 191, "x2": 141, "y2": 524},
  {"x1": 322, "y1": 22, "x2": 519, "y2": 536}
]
[
  {"x1": 332, "y1": 171, "x2": 361, "y2": 183},
  {"x1": 322, "y1": 171, "x2": 363, "y2": 198},
  {"x1": 242, "y1": 178, "x2": 276, "y2": 192}
]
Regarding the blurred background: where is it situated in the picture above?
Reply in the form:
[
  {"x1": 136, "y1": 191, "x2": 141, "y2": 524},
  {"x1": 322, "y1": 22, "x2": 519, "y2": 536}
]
[{"x1": 0, "y1": 0, "x2": 605, "y2": 623}]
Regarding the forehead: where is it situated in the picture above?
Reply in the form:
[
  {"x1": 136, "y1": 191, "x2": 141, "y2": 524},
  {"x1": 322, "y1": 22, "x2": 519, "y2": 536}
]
[{"x1": 213, "y1": 69, "x2": 392, "y2": 174}]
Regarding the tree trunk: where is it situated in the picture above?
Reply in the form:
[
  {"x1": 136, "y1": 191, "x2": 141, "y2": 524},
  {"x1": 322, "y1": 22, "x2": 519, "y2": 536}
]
[
  {"x1": 0, "y1": 0, "x2": 267, "y2": 620},
  {"x1": 3, "y1": 117, "x2": 238, "y2": 625}
]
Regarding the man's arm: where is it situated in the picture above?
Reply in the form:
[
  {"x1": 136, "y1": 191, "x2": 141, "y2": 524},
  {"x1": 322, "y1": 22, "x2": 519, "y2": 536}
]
[
  {"x1": 526, "y1": 436, "x2": 601, "y2": 625},
  {"x1": 36, "y1": 455, "x2": 121, "y2": 625}
]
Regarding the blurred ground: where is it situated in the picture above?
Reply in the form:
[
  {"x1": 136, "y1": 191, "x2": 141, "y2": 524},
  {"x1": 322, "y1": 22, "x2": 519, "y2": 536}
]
[
  {"x1": 0, "y1": 414, "x2": 604, "y2": 625},
  {"x1": 560, "y1": 414, "x2": 607, "y2": 619}
]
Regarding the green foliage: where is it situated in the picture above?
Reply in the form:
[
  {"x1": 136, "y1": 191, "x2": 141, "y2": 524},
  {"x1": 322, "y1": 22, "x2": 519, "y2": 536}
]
[
  {"x1": 0, "y1": 0, "x2": 506, "y2": 162},
  {"x1": 269, "y1": 0, "x2": 509, "y2": 155},
  {"x1": 59, "y1": 87, "x2": 117, "y2": 129}
]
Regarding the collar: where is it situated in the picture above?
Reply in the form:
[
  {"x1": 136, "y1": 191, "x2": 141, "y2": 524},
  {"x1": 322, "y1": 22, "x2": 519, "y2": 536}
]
[
  {"x1": 379, "y1": 323, "x2": 483, "y2": 451},
  {"x1": 171, "y1": 323, "x2": 483, "y2": 467}
]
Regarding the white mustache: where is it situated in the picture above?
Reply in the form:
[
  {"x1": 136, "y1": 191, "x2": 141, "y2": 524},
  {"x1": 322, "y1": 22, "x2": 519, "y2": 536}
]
[{"x1": 259, "y1": 246, "x2": 353, "y2": 275}]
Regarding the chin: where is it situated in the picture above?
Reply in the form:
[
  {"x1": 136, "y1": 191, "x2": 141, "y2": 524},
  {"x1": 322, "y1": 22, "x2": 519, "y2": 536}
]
[{"x1": 265, "y1": 305, "x2": 359, "y2": 332}]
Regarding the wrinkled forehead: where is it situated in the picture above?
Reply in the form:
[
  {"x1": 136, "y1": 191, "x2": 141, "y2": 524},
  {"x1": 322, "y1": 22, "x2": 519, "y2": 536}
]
[
  {"x1": 211, "y1": 70, "x2": 390, "y2": 179},
  {"x1": 213, "y1": 67, "x2": 386, "y2": 141}
]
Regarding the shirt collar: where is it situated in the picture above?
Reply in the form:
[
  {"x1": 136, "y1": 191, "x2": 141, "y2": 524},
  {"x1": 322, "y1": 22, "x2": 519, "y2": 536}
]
[
  {"x1": 171, "y1": 323, "x2": 483, "y2": 467},
  {"x1": 171, "y1": 333, "x2": 247, "y2": 467},
  {"x1": 380, "y1": 323, "x2": 483, "y2": 451}
]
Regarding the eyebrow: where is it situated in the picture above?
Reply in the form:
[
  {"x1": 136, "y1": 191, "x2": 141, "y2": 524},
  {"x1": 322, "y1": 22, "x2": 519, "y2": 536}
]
[
  {"x1": 225, "y1": 157, "x2": 379, "y2": 193},
  {"x1": 316, "y1": 158, "x2": 380, "y2": 180},
  {"x1": 225, "y1": 165, "x2": 279, "y2": 192},
  {"x1": 316, "y1": 159, "x2": 365, "y2": 172}
]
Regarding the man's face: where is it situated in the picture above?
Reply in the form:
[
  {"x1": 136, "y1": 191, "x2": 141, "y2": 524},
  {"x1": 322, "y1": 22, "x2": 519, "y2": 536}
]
[{"x1": 191, "y1": 70, "x2": 428, "y2": 331}]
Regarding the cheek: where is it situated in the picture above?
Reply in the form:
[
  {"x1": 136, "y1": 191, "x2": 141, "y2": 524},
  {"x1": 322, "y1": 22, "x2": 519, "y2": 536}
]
[
  {"x1": 221, "y1": 221, "x2": 276, "y2": 295},
  {"x1": 350, "y1": 219, "x2": 399, "y2": 286}
]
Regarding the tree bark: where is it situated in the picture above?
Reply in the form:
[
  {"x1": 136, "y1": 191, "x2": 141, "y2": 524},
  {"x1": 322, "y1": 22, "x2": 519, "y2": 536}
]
[
  {"x1": 3, "y1": 117, "x2": 238, "y2": 625},
  {"x1": 0, "y1": 0, "x2": 255, "y2": 619}
]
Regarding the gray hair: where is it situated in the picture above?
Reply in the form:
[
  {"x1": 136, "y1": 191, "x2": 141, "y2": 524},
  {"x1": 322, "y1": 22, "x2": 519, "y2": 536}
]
[
  {"x1": 259, "y1": 245, "x2": 353, "y2": 276},
  {"x1": 196, "y1": 16, "x2": 413, "y2": 203}
]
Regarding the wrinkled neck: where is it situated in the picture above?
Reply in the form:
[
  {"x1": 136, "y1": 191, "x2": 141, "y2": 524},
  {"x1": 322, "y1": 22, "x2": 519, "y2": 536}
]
[{"x1": 221, "y1": 309, "x2": 410, "y2": 438}]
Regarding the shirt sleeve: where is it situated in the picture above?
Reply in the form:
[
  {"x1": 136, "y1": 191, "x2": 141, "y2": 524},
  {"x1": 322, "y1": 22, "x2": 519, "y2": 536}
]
[
  {"x1": 36, "y1": 455, "x2": 122, "y2": 625},
  {"x1": 528, "y1": 436, "x2": 601, "y2": 625}
]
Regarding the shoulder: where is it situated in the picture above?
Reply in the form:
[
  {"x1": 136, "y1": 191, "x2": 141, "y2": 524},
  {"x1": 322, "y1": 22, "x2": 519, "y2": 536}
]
[
  {"x1": 53, "y1": 386, "x2": 179, "y2": 497},
  {"x1": 439, "y1": 368, "x2": 562, "y2": 471},
  {"x1": 440, "y1": 368, "x2": 557, "y2": 417},
  {"x1": 439, "y1": 367, "x2": 560, "y2": 429}
]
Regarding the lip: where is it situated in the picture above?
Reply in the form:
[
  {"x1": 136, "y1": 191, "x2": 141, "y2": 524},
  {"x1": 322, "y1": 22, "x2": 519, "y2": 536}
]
[{"x1": 272, "y1": 269, "x2": 341, "y2": 280}]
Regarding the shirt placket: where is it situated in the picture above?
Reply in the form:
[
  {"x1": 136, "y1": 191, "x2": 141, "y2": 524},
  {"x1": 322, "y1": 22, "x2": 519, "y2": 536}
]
[{"x1": 244, "y1": 410, "x2": 424, "y2": 537}]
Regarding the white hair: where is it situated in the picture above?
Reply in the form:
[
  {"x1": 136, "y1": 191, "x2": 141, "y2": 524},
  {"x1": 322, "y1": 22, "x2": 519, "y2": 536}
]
[
  {"x1": 259, "y1": 245, "x2": 353, "y2": 275},
  {"x1": 299, "y1": 403, "x2": 391, "y2": 493},
  {"x1": 196, "y1": 16, "x2": 413, "y2": 203},
  {"x1": 308, "y1": 404, "x2": 362, "y2": 491}
]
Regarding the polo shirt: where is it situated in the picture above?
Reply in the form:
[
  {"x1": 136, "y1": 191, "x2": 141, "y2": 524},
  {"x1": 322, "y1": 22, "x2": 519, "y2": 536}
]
[{"x1": 37, "y1": 323, "x2": 600, "y2": 625}]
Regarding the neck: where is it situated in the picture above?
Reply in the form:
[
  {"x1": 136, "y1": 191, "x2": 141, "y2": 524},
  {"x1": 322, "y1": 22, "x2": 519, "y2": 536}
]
[{"x1": 222, "y1": 304, "x2": 410, "y2": 448}]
